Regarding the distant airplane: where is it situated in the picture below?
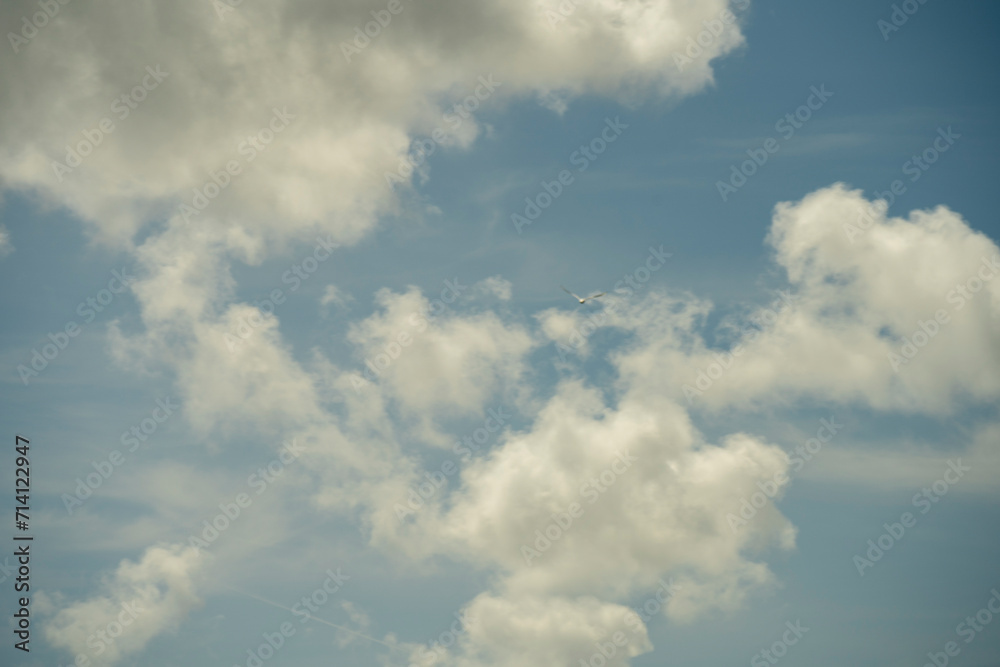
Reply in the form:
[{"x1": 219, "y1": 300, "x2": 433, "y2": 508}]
[{"x1": 561, "y1": 285, "x2": 606, "y2": 305}]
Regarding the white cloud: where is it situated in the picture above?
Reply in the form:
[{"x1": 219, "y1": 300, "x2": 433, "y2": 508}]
[
  {"x1": 366, "y1": 184, "x2": 998, "y2": 663},
  {"x1": 415, "y1": 593, "x2": 653, "y2": 667},
  {"x1": 41, "y1": 544, "x2": 203, "y2": 666},
  {"x1": 365, "y1": 382, "x2": 792, "y2": 664},
  {"x1": 17, "y1": 2, "x2": 1000, "y2": 664},
  {"x1": 416, "y1": 384, "x2": 790, "y2": 596},
  {"x1": 346, "y1": 284, "x2": 535, "y2": 439},
  {"x1": 0, "y1": 0, "x2": 747, "y2": 247},
  {"x1": 48, "y1": 181, "x2": 999, "y2": 665},
  {"x1": 611, "y1": 184, "x2": 1000, "y2": 415}
]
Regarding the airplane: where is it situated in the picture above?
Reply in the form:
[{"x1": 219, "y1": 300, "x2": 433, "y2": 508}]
[{"x1": 561, "y1": 285, "x2": 606, "y2": 305}]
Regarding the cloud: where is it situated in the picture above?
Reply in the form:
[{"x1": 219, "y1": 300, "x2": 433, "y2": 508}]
[
  {"x1": 0, "y1": 0, "x2": 747, "y2": 247},
  {"x1": 365, "y1": 184, "x2": 998, "y2": 663},
  {"x1": 41, "y1": 544, "x2": 203, "y2": 666},
  {"x1": 43, "y1": 180, "x2": 998, "y2": 665},
  {"x1": 366, "y1": 381, "x2": 792, "y2": 664},
  {"x1": 320, "y1": 284, "x2": 351, "y2": 309},
  {"x1": 415, "y1": 593, "x2": 654, "y2": 667},
  {"x1": 346, "y1": 283, "x2": 535, "y2": 438},
  {"x1": 17, "y1": 2, "x2": 999, "y2": 664},
  {"x1": 415, "y1": 384, "x2": 790, "y2": 595},
  {"x1": 611, "y1": 184, "x2": 1000, "y2": 414},
  {"x1": 475, "y1": 276, "x2": 514, "y2": 302}
]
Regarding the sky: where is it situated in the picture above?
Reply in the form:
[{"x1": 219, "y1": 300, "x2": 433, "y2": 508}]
[{"x1": 1, "y1": 0, "x2": 999, "y2": 666}]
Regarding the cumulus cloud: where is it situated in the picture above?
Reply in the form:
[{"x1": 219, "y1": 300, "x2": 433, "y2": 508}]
[
  {"x1": 364, "y1": 381, "x2": 791, "y2": 663},
  {"x1": 0, "y1": 0, "x2": 747, "y2": 246},
  {"x1": 50, "y1": 182, "x2": 997, "y2": 664},
  {"x1": 346, "y1": 283, "x2": 535, "y2": 440},
  {"x1": 415, "y1": 593, "x2": 654, "y2": 667},
  {"x1": 18, "y1": 1, "x2": 999, "y2": 664},
  {"x1": 43, "y1": 181, "x2": 997, "y2": 665},
  {"x1": 537, "y1": 307, "x2": 594, "y2": 354},
  {"x1": 41, "y1": 544, "x2": 203, "y2": 666},
  {"x1": 416, "y1": 385, "x2": 789, "y2": 595},
  {"x1": 606, "y1": 184, "x2": 1000, "y2": 415},
  {"x1": 377, "y1": 185, "x2": 998, "y2": 664},
  {"x1": 106, "y1": 224, "x2": 326, "y2": 438}
]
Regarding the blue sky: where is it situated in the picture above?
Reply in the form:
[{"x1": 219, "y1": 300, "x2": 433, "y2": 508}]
[{"x1": 1, "y1": 1, "x2": 999, "y2": 666}]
